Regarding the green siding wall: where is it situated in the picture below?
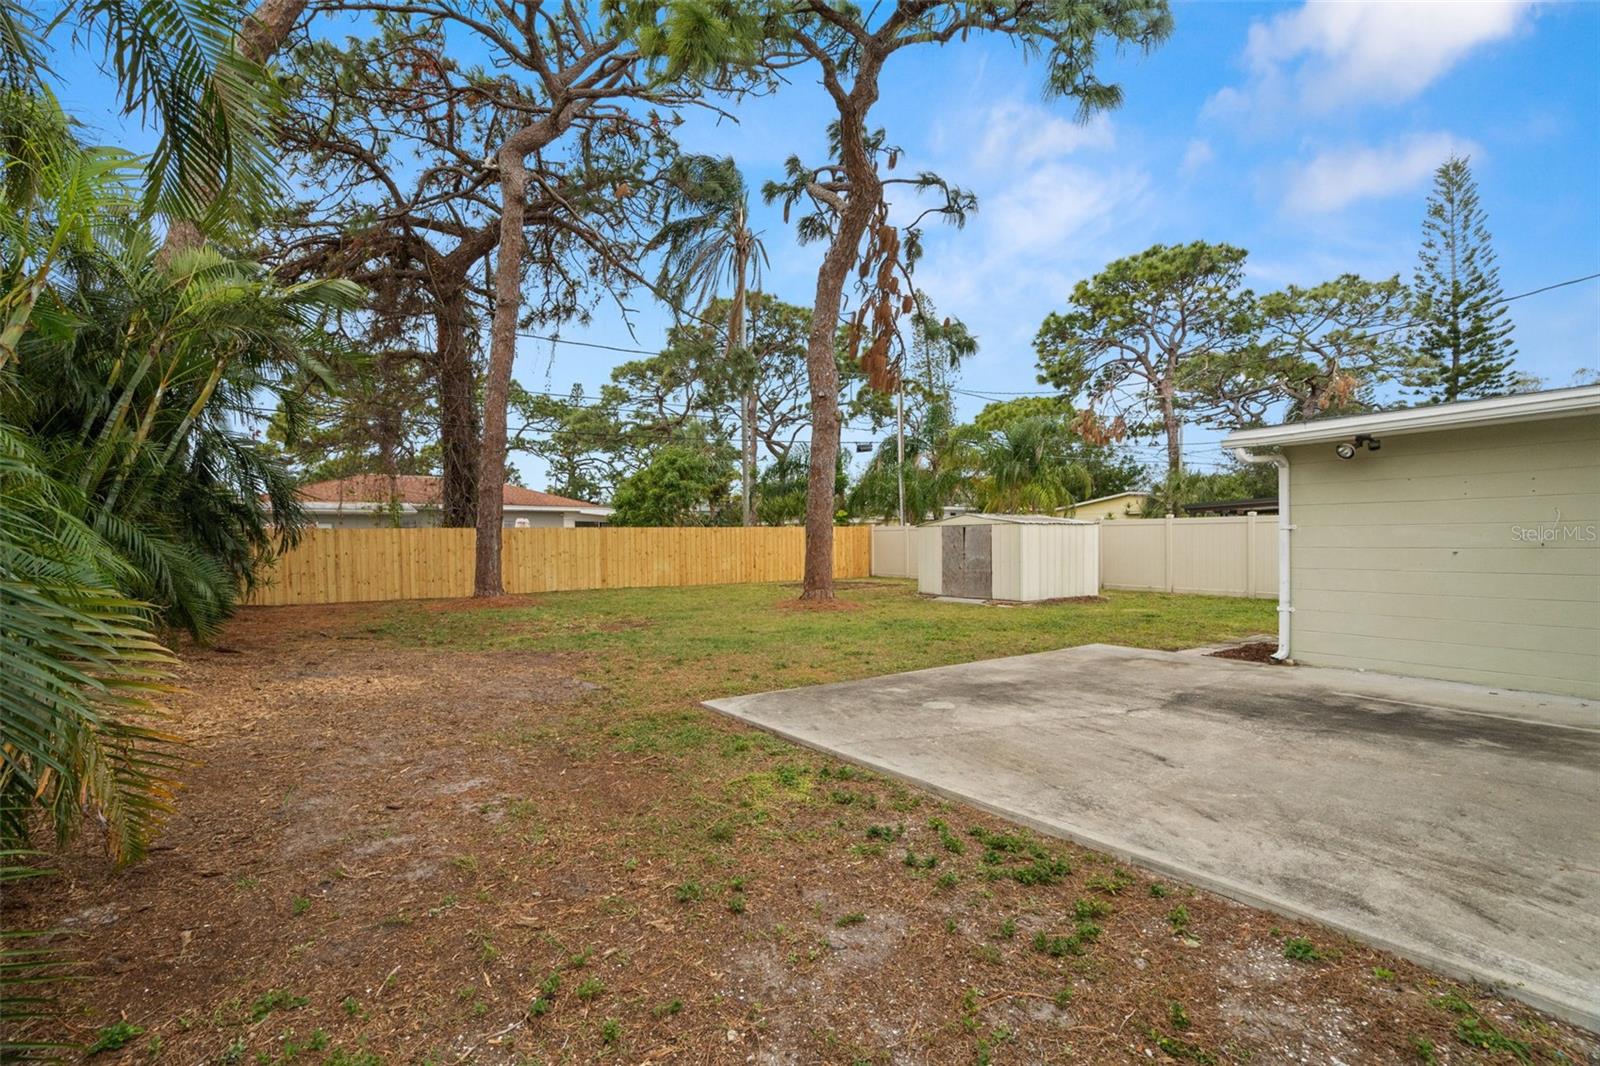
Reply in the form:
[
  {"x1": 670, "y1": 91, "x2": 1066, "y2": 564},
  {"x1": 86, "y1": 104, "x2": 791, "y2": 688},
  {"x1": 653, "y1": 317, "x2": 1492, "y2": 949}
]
[{"x1": 1285, "y1": 414, "x2": 1600, "y2": 699}]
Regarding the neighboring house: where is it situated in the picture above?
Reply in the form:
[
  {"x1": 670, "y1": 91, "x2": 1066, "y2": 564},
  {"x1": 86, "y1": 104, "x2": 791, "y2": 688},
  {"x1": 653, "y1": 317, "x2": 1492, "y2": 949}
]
[
  {"x1": 1066, "y1": 491, "x2": 1150, "y2": 520},
  {"x1": 281, "y1": 475, "x2": 613, "y2": 529},
  {"x1": 1181, "y1": 496, "x2": 1278, "y2": 517},
  {"x1": 1222, "y1": 385, "x2": 1599, "y2": 699}
]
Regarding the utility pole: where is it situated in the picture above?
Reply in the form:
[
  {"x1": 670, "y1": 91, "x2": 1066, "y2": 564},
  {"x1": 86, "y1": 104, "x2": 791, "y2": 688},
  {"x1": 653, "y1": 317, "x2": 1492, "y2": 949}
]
[
  {"x1": 742, "y1": 343, "x2": 755, "y2": 524},
  {"x1": 728, "y1": 206, "x2": 755, "y2": 527}
]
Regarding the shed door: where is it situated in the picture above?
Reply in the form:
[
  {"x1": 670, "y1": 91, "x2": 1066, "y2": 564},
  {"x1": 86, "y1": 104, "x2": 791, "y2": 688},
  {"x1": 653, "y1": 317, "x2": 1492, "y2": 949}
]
[{"x1": 941, "y1": 525, "x2": 992, "y2": 599}]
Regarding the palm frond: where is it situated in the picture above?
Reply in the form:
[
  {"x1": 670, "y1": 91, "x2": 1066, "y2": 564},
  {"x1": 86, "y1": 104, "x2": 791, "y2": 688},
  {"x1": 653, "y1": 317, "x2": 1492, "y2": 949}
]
[{"x1": 79, "y1": 0, "x2": 282, "y2": 227}]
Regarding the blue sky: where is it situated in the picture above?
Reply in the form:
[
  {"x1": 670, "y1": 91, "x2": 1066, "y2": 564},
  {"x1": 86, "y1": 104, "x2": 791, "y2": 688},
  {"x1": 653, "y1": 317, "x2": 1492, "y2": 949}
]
[{"x1": 50, "y1": 0, "x2": 1600, "y2": 485}]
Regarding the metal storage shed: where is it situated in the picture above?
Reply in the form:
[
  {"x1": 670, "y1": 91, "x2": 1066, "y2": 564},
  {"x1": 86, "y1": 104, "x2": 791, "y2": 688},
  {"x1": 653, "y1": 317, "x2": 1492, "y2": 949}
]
[{"x1": 917, "y1": 514, "x2": 1099, "y2": 602}]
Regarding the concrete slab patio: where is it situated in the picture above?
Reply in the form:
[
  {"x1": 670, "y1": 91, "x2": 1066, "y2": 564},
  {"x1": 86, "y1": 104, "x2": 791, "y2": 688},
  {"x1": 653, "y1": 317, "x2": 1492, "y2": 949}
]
[{"x1": 705, "y1": 644, "x2": 1600, "y2": 1029}]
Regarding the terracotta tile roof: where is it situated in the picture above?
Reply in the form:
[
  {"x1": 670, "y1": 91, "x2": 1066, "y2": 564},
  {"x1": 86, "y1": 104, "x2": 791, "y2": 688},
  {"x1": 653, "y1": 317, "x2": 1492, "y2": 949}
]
[{"x1": 292, "y1": 475, "x2": 601, "y2": 510}]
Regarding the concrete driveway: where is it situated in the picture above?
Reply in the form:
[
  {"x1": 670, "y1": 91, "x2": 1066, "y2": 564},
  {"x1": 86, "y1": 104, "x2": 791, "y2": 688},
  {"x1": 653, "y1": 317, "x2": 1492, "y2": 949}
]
[{"x1": 705, "y1": 644, "x2": 1600, "y2": 1028}]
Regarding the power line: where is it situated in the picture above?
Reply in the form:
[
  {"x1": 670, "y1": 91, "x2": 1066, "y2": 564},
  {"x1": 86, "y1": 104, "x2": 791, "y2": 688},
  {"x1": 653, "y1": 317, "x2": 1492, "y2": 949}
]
[
  {"x1": 517, "y1": 331, "x2": 659, "y2": 356},
  {"x1": 954, "y1": 387, "x2": 1059, "y2": 398},
  {"x1": 492, "y1": 267, "x2": 1600, "y2": 415},
  {"x1": 1365, "y1": 270, "x2": 1600, "y2": 339},
  {"x1": 951, "y1": 269, "x2": 1600, "y2": 398},
  {"x1": 245, "y1": 398, "x2": 890, "y2": 449}
]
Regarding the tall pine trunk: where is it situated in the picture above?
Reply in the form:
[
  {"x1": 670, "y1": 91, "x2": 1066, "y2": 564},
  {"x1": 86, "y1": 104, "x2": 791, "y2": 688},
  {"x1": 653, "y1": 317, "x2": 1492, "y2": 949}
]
[
  {"x1": 474, "y1": 148, "x2": 531, "y2": 596},
  {"x1": 435, "y1": 290, "x2": 479, "y2": 528},
  {"x1": 800, "y1": 264, "x2": 846, "y2": 598},
  {"x1": 801, "y1": 177, "x2": 877, "y2": 598},
  {"x1": 799, "y1": 57, "x2": 883, "y2": 601},
  {"x1": 474, "y1": 112, "x2": 574, "y2": 595},
  {"x1": 1161, "y1": 403, "x2": 1181, "y2": 477}
]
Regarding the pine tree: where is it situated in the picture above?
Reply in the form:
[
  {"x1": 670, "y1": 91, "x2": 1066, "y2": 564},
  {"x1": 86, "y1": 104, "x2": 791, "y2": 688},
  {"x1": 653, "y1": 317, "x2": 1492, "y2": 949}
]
[{"x1": 1411, "y1": 156, "x2": 1519, "y2": 402}]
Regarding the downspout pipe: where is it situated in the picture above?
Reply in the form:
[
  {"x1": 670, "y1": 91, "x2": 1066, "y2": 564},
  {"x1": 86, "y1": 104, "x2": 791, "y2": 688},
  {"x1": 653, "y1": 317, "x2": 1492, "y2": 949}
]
[{"x1": 1231, "y1": 447, "x2": 1292, "y2": 661}]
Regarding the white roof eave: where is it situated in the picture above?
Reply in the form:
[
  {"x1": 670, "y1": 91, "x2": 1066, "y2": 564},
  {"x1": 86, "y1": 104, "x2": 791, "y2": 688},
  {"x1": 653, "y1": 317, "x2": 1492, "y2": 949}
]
[
  {"x1": 293, "y1": 501, "x2": 610, "y2": 514},
  {"x1": 1072, "y1": 490, "x2": 1148, "y2": 507},
  {"x1": 1220, "y1": 385, "x2": 1600, "y2": 450}
]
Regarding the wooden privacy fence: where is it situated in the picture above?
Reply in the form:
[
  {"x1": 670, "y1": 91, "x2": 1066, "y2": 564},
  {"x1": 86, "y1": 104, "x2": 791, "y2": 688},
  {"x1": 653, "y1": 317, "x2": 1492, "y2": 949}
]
[
  {"x1": 246, "y1": 526, "x2": 872, "y2": 606},
  {"x1": 1099, "y1": 514, "x2": 1277, "y2": 599}
]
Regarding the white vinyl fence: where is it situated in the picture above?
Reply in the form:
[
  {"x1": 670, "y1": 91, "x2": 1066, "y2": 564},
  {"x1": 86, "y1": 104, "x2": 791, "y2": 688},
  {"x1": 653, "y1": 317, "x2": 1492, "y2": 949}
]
[
  {"x1": 1098, "y1": 514, "x2": 1277, "y2": 599},
  {"x1": 871, "y1": 516, "x2": 1277, "y2": 599},
  {"x1": 869, "y1": 525, "x2": 919, "y2": 578}
]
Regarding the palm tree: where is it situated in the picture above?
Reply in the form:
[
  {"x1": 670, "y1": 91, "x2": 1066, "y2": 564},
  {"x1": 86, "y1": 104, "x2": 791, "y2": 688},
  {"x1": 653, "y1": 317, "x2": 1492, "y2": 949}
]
[
  {"x1": 650, "y1": 155, "x2": 768, "y2": 523},
  {"x1": 754, "y1": 448, "x2": 809, "y2": 525},
  {"x1": 973, "y1": 416, "x2": 1092, "y2": 514},
  {"x1": 1, "y1": 428, "x2": 184, "y2": 1061},
  {"x1": 1, "y1": 89, "x2": 353, "y2": 1054},
  {"x1": 4, "y1": 93, "x2": 359, "y2": 633},
  {"x1": 849, "y1": 397, "x2": 981, "y2": 522},
  {"x1": 0, "y1": 97, "x2": 173, "y2": 1059},
  {"x1": 2, "y1": 0, "x2": 284, "y2": 234}
]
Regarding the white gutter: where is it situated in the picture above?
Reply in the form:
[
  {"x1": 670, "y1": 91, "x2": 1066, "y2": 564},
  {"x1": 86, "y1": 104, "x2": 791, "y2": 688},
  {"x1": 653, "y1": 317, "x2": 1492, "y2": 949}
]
[{"x1": 1231, "y1": 447, "x2": 1292, "y2": 662}]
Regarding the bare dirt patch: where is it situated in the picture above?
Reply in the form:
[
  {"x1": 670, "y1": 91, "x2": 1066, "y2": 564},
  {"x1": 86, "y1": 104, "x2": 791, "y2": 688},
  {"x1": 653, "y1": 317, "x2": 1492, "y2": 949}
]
[
  {"x1": 419, "y1": 593, "x2": 547, "y2": 612},
  {"x1": 773, "y1": 596, "x2": 865, "y2": 612},
  {"x1": 6, "y1": 598, "x2": 1594, "y2": 1064}
]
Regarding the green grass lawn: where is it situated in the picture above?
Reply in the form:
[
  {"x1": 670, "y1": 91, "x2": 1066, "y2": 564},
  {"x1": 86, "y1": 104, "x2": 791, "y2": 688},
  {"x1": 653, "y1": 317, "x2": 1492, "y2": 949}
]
[{"x1": 369, "y1": 580, "x2": 1275, "y2": 710}]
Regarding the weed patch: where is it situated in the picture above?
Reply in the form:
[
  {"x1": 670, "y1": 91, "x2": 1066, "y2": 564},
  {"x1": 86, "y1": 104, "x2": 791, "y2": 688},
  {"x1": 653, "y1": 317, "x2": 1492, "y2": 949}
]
[
  {"x1": 250, "y1": 989, "x2": 309, "y2": 1021},
  {"x1": 1433, "y1": 995, "x2": 1531, "y2": 1062},
  {"x1": 1032, "y1": 930, "x2": 1087, "y2": 958},
  {"x1": 1150, "y1": 1028, "x2": 1216, "y2": 1064},
  {"x1": 969, "y1": 826, "x2": 1070, "y2": 886},
  {"x1": 1283, "y1": 937, "x2": 1325, "y2": 963},
  {"x1": 1073, "y1": 898, "x2": 1111, "y2": 921},
  {"x1": 1086, "y1": 867, "x2": 1134, "y2": 895},
  {"x1": 86, "y1": 1022, "x2": 144, "y2": 1055},
  {"x1": 928, "y1": 818, "x2": 965, "y2": 855}
]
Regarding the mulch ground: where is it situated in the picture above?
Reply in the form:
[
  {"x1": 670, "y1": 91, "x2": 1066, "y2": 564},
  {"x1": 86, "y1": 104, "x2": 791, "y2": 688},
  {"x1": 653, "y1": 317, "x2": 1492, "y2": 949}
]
[
  {"x1": 6, "y1": 603, "x2": 1595, "y2": 1064},
  {"x1": 1206, "y1": 641, "x2": 1287, "y2": 664}
]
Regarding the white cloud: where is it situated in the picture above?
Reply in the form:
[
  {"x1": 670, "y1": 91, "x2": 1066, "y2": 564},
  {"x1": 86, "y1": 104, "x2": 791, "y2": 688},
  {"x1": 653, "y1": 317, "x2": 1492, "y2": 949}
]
[
  {"x1": 902, "y1": 95, "x2": 1151, "y2": 397},
  {"x1": 911, "y1": 160, "x2": 1152, "y2": 366},
  {"x1": 980, "y1": 163, "x2": 1147, "y2": 256},
  {"x1": 1210, "y1": 0, "x2": 1539, "y2": 117},
  {"x1": 976, "y1": 105, "x2": 1115, "y2": 169},
  {"x1": 910, "y1": 96, "x2": 1137, "y2": 303},
  {"x1": 1284, "y1": 132, "x2": 1480, "y2": 213},
  {"x1": 1180, "y1": 139, "x2": 1214, "y2": 176},
  {"x1": 930, "y1": 97, "x2": 1114, "y2": 177}
]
